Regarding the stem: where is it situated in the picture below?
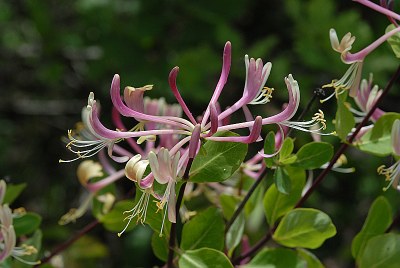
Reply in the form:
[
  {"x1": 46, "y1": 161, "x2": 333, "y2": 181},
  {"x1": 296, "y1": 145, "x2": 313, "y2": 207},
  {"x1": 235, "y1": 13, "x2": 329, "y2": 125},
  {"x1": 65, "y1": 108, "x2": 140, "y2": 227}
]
[
  {"x1": 167, "y1": 157, "x2": 194, "y2": 268},
  {"x1": 36, "y1": 219, "x2": 99, "y2": 266},
  {"x1": 225, "y1": 168, "x2": 268, "y2": 232},
  {"x1": 233, "y1": 65, "x2": 400, "y2": 264}
]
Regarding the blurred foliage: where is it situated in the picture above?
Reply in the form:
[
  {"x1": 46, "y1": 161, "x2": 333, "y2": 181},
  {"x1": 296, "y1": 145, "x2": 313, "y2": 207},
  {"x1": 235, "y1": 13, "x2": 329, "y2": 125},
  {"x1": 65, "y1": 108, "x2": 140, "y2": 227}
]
[{"x1": 1, "y1": 0, "x2": 400, "y2": 267}]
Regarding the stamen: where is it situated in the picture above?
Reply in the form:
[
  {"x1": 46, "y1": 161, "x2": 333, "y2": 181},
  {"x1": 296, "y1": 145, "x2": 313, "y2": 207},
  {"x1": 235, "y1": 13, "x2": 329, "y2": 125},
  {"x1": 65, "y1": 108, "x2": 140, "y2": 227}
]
[
  {"x1": 249, "y1": 87, "x2": 274, "y2": 105},
  {"x1": 377, "y1": 162, "x2": 400, "y2": 191},
  {"x1": 118, "y1": 191, "x2": 150, "y2": 237}
]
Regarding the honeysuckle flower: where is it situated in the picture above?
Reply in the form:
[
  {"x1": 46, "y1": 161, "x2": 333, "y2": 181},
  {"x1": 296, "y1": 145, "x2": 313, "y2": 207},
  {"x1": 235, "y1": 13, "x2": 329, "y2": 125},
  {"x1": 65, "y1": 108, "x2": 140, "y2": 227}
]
[
  {"x1": 62, "y1": 41, "x2": 332, "y2": 236},
  {"x1": 149, "y1": 148, "x2": 181, "y2": 234},
  {"x1": 0, "y1": 181, "x2": 39, "y2": 265},
  {"x1": 323, "y1": 22, "x2": 400, "y2": 100},
  {"x1": 65, "y1": 42, "x2": 327, "y2": 170},
  {"x1": 351, "y1": 74, "x2": 385, "y2": 122},
  {"x1": 59, "y1": 160, "x2": 121, "y2": 225},
  {"x1": 60, "y1": 93, "x2": 131, "y2": 163},
  {"x1": 378, "y1": 119, "x2": 400, "y2": 191},
  {"x1": 322, "y1": 29, "x2": 364, "y2": 100}
]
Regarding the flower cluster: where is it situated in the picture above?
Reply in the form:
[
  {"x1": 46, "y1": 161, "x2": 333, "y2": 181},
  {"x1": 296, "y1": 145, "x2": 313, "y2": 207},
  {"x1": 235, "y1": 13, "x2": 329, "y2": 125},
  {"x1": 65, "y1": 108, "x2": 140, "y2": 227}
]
[{"x1": 61, "y1": 41, "x2": 329, "y2": 234}]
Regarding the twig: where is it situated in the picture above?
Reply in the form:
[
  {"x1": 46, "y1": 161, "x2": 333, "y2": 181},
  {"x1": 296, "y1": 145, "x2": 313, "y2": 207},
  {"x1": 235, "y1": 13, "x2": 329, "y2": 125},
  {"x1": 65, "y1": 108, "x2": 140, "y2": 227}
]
[
  {"x1": 36, "y1": 219, "x2": 99, "y2": 267},
  {"x1": 167, "y1": 157, "x2": 194, "y2": 268},
  {"x1": 233, "y1": 65, "x2": 400, "y2": 264}
]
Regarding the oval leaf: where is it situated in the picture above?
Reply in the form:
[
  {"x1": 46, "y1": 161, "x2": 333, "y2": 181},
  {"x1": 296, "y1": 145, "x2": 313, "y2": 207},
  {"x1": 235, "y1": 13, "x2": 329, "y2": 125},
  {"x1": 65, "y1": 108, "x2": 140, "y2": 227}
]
[
  {"x1": 264, "y1": 167, "x2": 306, "y2": 225},
  {"x1": 264, "y1": 131, "x2": 276, "y2": 168},
  {"x1": 352, "y1": 196, "x2": 392, "y2": 261},
  {"x1": 335, "y1": 93, "x2": 355, "y2": 140},
  {"x1": 357, "y1": 113, "x2": 400, "y2": 156},
  {"x1": 243, "y1": 248, "x2": 307, "y2": 268},
  {"x1": 190, "y1": 132, "x2": 248, "y2": 183},
  {"x1": 179, "y1": 248, "x2": 233, "y2": 268},
  {"x1": 4, "y1": 183, "x2": 27, "y2": 205},
  {"x1": 181, "y1": 207, "x2": 224, "y2": 251},
  {"x1": 297, "y1": 248, "x2": 324, "y2": 268},
  {"x1": 273, "y1": 166, "x2": 291, "y2": 195},
  {"x1": 273, "y1": 208, "x2": 336, "y2": 249},
  {"x1": 293, "y1": 142, "x2": 333, "y2": 170},
  {"x1": 387, "y1": 24, "x2": 400, "y2": 58},
  {"x1": 151, "y1": 232, "x2": 168, "y2": 262},
  {"x1": 359, "y1": 234, "x2": 400, "y2": 268},
  {"x1": 13, "y1": 212, "x2": 42, "y2": 236}
]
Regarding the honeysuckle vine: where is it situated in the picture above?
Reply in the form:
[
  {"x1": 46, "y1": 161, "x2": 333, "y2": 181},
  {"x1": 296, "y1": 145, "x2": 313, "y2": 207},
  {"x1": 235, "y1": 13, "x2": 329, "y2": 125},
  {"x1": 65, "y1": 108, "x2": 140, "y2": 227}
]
[{"x1": 28, "y1": 1, "x2": 400, "y2": 267}]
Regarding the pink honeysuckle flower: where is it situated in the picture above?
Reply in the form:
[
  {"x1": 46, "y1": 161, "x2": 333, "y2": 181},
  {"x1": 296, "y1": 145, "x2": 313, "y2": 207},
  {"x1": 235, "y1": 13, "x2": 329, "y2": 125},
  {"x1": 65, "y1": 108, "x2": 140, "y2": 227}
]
[
  {"x1": 378, "y1": 119, "x2": 400, "y2": 191},
  {"x1": 123, "y1": 85, "x2": 153, "y2": 114},
  {"x1": 65, "y1": 42, "x2": 327, "y2": 168},
  {"x1": 148, "y1": 148, "x2": 180, "y2": 232},
  {"x1": 60, "y1": 93, "x2": 131, "y2": 163},
  {"x1": 62, "y1": 41, "x2": 332, "y2": 234},
  {"x1": 351, "y1": 74, "x2": 385, "y2": 122},
  {"x1": 323, "y1": 20, "x2": 400, "y2": 100}
]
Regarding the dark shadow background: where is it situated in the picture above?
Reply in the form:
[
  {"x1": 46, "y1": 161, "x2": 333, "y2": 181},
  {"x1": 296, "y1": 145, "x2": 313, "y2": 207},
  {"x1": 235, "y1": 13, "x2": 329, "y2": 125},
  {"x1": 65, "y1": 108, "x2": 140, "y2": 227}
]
[{"x1": 1, "y1": 0, "x2": 400, "y2": 267}]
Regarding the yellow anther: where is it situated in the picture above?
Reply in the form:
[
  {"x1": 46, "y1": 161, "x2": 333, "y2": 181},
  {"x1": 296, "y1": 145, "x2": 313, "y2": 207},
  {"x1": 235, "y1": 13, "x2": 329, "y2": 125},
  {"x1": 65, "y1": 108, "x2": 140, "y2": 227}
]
[
  {"x1": 13, "y1": 207, "x2": 26, "y2": 216},
  {"x1": 21, "y1": 244, "x2": 38, "y2": 255}
]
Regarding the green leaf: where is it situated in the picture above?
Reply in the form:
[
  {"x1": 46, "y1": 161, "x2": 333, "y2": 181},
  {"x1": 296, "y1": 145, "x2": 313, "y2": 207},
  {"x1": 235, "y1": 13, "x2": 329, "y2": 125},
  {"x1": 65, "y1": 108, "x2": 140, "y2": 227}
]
[
  {"x1": 335, "y1": 94, "x2": 355, "y2": 140},
  {"x1": 219, "y1": 194, "x2": 245, "y2": 255},
  {"x1": 243, "y1": 248, "x2": 306, "y2": 268},
  {"x1": 357, "y1": 113, "x2": 400, "y2": 156},
  {"x1": 264, "y1": 166, "x2": 306, "y2": 225},
  {"x1": 190, "y1": 132, "x2": 248, "y2": 183},
  {"x1": 219, "y1": 194, "x2": 240, "y2": 219},
  {"x1": 179, "y1": 248, "x2": 233, "y2": 268},
  {"x1": 264, "y1": 131, "x2": 276, "y2": 168},
  {"x1": 13, "y1": 212, "x2": 42, "y2": 236},
  {"x1": 297, "y1": 248, "x2": 325, "y2": 268},
  {"x1": 244, "y1": 175, "x2": 267, "y2": 216},
  {"x1": 273, "y1": 208, "x2": 336, "y2": 249},
  {"x1": 273, "y1": 166, "x2": 291, "y2": 195},
  {"x1": 226, "y1": 211, "x2": 245, "y2": 256},
  {"x1": 3, "y1": 183, "x2": 26, "y2": 204},
  {"x1": 181, "y1": 207, "x2": 225, "y2": 251},
  {"x1": 151, "y1": 232, "x2": 168, "y2": 262},
  {"x1": 352, "y1": 196, "x2": 392, "y2": 261},
  {"x1": 386, "y1": 24, "x2": 400, "y2": 58},
  {"x1": 359, "y1": 234, "x2": 400, "y2": 268},
  {"x1": 293, "y1": 142, "x2": 333, "y2": 170},
  {"x1": 280, "y1": 155, "x2": 298, "y2": 165},
  {"x1": 279, "y1": 138, "x2": 295, "y2": 161}
]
